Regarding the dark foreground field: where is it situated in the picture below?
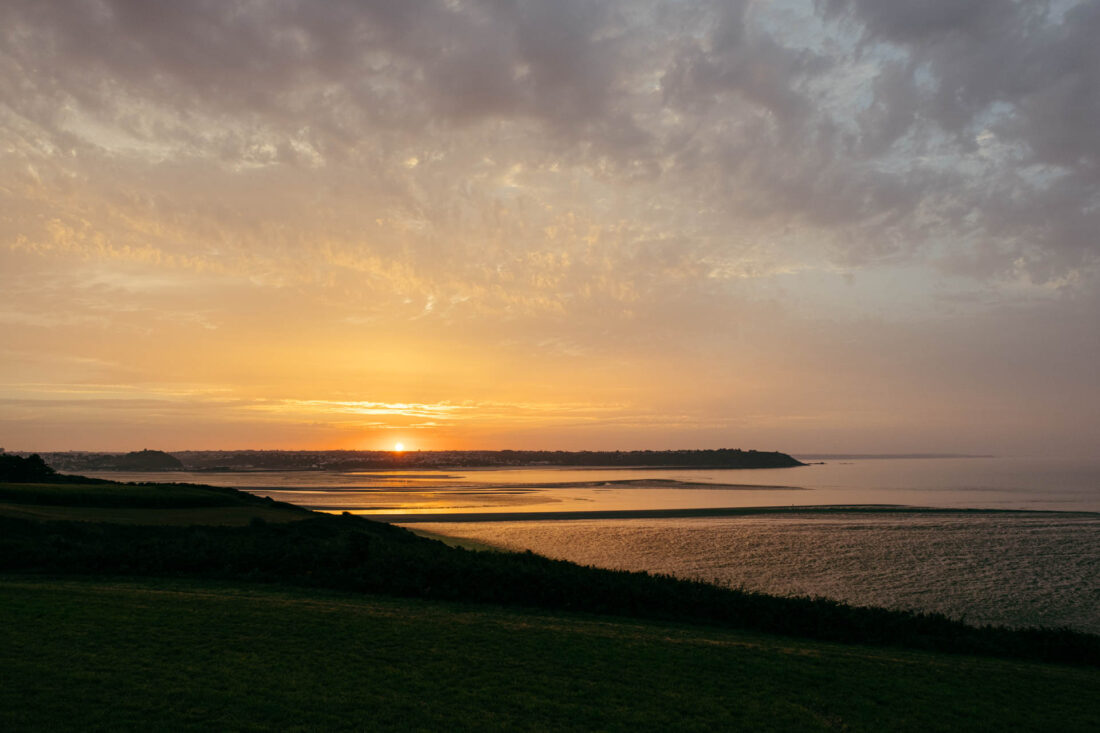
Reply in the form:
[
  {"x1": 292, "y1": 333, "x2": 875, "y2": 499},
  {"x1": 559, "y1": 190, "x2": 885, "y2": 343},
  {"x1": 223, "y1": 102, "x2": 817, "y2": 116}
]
[
  {"x1": 1, "y1": 463, "x2": 1098, "y2": 730},
  {"x1": 2, "y1": 577, "x2": 1098, "y2": 732}
]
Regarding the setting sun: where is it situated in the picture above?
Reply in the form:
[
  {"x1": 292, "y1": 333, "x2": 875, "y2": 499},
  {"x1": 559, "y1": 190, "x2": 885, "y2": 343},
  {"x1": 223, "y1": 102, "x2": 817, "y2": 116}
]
[{"x1": 393, "y1": 442, "x2": 405, "y2": 452}]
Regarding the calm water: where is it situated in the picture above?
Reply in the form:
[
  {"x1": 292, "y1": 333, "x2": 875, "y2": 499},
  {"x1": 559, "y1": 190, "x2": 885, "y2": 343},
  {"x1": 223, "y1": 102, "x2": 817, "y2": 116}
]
[{"x1": 86, "y1": 456, "x2": 1100, "y2": 632}]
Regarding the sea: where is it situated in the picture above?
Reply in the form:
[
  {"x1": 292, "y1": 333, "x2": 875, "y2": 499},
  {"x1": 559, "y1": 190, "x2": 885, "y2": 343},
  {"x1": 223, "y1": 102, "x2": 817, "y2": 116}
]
[{"x1": 86, "y1": 456, "x2": 1100, "y2": 634}]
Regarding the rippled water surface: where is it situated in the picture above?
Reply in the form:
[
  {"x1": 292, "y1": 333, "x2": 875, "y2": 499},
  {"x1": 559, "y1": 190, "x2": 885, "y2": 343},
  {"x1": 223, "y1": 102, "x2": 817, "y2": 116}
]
[{"x1": 412, "y1": 512, "x2": 1100, "y2": 633}]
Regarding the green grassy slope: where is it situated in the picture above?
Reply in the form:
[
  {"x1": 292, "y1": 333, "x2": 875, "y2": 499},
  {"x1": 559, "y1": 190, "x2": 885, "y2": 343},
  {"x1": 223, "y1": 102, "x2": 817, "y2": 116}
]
[
  {"x1": 2, "y1": 577, "x2": 1096, "y2": 732},
  {"x1": 0, "y1": 480, "x2": 309, "y2": 524},
  {"x1": 0, "y1": 480, "x2": 291, "y2": 508}
]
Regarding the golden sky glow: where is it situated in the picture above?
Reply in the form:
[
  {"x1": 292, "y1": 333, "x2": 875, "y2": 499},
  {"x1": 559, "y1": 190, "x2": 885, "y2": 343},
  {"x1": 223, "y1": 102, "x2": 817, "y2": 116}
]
[{"x1": 1, "y1": 1, "x2": 1099, "y2": 455}]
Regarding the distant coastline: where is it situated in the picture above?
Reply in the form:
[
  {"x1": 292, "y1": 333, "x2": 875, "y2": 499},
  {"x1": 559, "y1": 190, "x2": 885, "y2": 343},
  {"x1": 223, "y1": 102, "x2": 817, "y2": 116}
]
[
  {"x1": 29, "y1": 448, "x2": 805, "y2": 473},
  {"x1": 794, "y1": 453, "x2": 994, "y2": 460}
]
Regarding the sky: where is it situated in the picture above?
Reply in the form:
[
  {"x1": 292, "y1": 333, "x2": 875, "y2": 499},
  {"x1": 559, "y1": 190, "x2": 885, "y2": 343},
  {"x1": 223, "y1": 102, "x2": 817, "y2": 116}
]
[{"x1": 1, "y1": 0, "x2": 1098, "y2": 455}]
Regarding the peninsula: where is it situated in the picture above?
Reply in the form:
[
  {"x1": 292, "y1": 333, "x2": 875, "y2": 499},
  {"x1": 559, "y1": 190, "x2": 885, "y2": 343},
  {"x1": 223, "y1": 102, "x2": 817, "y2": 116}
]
[{"x1": 34, "y1": 448, "x2": 805, "y2": 473}]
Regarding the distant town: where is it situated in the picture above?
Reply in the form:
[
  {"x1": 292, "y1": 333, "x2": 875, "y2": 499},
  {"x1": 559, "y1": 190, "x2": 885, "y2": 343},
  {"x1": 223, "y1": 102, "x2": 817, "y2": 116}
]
[{"x1": 17, "y1": 448, "x2": 804, "y2": 472}]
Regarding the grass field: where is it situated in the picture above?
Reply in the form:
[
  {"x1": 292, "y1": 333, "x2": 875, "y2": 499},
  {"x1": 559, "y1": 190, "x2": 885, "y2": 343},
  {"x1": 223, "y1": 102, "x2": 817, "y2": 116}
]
[
  {"x1": 0, "y1": 502, "x2": 310, "y2": 525},
  {"x1": 2, "y1": 577, "x2": 1098, "y2": 732},
  {"x1": 0, "y1": 480, "x2": 290, "y2": 508}
]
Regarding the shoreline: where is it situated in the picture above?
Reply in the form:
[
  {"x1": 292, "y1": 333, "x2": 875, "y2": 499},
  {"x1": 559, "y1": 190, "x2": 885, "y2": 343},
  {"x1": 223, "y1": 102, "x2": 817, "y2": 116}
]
[
  {"x1": 244, "y1": 478, "x2": 808, "y2": 493},
  {"x1": 360, "y1": 503, "x2": 1100, "y2": 523}
]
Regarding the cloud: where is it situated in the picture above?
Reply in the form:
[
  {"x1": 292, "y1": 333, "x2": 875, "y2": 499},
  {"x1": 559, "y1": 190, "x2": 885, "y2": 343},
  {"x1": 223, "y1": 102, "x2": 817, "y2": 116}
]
[
  {"x1": 823, "y1": 0, "x2": 1100, "y2": 279},
  {"x1": 4, "y1": 0, "x2": 1096, "y2": 293},
  {"x1": 1, "y1": 1, "x2": 1098, "y2": 452}
]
